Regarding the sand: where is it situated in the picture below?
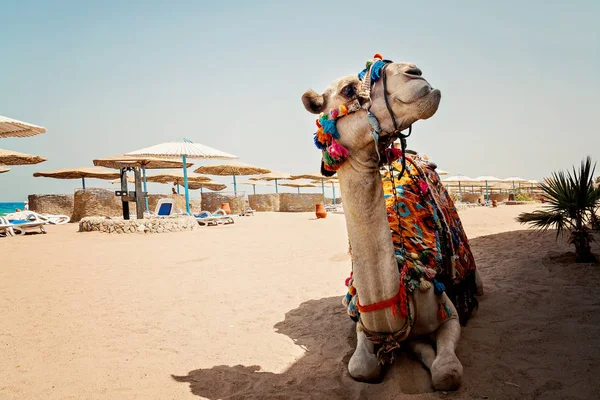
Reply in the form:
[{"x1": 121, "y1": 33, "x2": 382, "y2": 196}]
[{"x1": 1, "y1": 204, "x2": 599, "y2": 400}]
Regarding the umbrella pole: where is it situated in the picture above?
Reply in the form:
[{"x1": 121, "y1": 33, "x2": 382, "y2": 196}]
[
  {"x1": 332, "y1": 183, "x2": 336, "y2": 205},
  {"x1": 512, "y1": 181, "x2": 516, "y2": 200},
  {"x1": 82, "y1": 177, "x2": 86, "y2": 190},
  {"x1": 233, "y1": 173, "x2": 237, "y2": 196},
  {"x1": 486, "y1": 181, "x2": 489, "y2": 202},
  {"x1": 275, "y1": 179, "x2": 278, "y2": 194},
  {"x1": 182, "y1": 155, "x2": 191, "y2": 215},
  {"x1": 321, "y1": 179, "x2": 325, "y2": 204},
  {"x1": 177, "y1": 184, "x2": 180, "y2": 194},
  {"x1": 142, "y1": 166, "x2": 149, "y2": 212},
  {"x1": 459, "y1": 181, "x2": 462, "y2": 198},
  {"x1": 253, "y1": 184, "x2": 256, "y2": 195},
  {"x1": 297, "y1": 187, "x2": 300, "y2": 194}
]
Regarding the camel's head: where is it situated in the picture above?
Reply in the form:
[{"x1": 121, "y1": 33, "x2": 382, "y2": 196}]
[{"x1": 302, "y1": 58, "x2": 441, "y2": 175}]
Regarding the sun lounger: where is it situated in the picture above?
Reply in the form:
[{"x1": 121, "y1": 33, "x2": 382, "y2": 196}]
[
  {"x1": 0, "y1": 217, "x2": 15, "y2": 237},
  {"x1": 144, "y1": 198, "x2": 182, "y2": 217},
  {"x1": 194, "y1": 209, "x2": 235, "y2": 226},
  {"x1": 1, "y1": 215, "x2": 46, "y2": 235},
  {"x1": 239, "y1": 206, "x2": 255, "y2": 216},
  {"x1": 6, "y1": 211, "x2": 70, "y2": 225}
]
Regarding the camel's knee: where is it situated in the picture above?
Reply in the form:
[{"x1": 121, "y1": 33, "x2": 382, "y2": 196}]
[
  {"x1": 348, "y1": 328, "x2": 381, "y2": 382},
  {"x1": 407, "y1": 340, "x2": 436, "y2": 370}
]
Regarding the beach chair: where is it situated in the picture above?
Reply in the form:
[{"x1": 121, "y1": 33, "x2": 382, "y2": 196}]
[
  {"x1": 194, "y1": 209, "x2": 235, "y2": 226},
  {"x1": 6, "y1": 211, "x2": 70, "y2": 225},
  {"x1": 1, "y1": 215, "x2": 46, "y2": 235},
  {"x1": 144, "y1": 198, "x2": 182, "y2": 217},
  {"x1": 0, "y1": 217, "x2": 15, "y2": 237},
  {"x1": 239, "y1": 202, "x2": 255, "y2": 216}
]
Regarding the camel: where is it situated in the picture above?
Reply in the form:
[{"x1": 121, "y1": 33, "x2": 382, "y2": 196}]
[{"x1": 301, "y1": 56, "x2": 482, "y2": 390}]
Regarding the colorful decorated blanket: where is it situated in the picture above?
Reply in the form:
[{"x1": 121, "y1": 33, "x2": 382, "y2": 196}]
[{"x1": 344, "y1": 155, "x2": 478, "y2": 326}]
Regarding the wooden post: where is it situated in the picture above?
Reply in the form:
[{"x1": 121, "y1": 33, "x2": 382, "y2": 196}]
[
  {"x1": 134, "y1": 167, "x2": 144, "y2": 219},
  {"x1": 121, "y1": 167, "x2": 130, "y2": 220}
]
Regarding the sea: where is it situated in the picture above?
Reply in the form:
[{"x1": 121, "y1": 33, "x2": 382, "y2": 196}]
[{"x1": 0, "y1": 202, "x2": 25, "y2": 215}]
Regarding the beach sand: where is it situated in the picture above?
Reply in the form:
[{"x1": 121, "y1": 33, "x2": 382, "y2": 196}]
[{"x1": 1, "y1": 204, "x2": 599, "y2": 399}]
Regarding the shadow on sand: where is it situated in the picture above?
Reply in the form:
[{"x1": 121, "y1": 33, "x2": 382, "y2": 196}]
[{"x1": 173, "y1": 230, "x2": 600, "y2": 400}]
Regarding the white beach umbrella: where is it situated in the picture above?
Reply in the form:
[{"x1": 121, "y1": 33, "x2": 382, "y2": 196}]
[
  {"x1": 126, "y1": 139, "x2": 238, "y2": 214},
  {"x1": 502, "y1": 176, "x2": 528, "y2": 197},
  {"x1": 436, "y1": 169, "x2": 450, "y2": 176},
  {"x1": 474, "y1": 176, "x2": 502, "y2": 201},
  {"x1": 0, "y1": 115, "x2": 47, "y2": 138},
  {"x1": 0, "y1": 167, "x2": 10, "y2": 174},
  {"x1": 443, "y1": 175, "x2": 474, "y2": 195}
]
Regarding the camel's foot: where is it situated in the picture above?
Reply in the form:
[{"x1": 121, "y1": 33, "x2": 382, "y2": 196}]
[
  {"x1": 348, "y1": 330, "x2": 382, "y2": 382},
  {"x1": 430, "y1": 351, "x2": 463, "y2": 391}
]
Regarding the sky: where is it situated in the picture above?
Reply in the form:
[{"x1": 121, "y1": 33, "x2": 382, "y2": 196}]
[{"x1": 1, "y1": 0, "x2": 599, "y2": 201}]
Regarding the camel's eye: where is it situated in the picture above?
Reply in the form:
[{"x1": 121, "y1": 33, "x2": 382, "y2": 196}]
[{"x1": 342, "y1": 85, "x2": 355, "y2": 98}]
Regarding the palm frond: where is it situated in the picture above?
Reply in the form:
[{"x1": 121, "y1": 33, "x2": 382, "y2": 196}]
[{"x1": 517, "y1": 210, "x2": 568, "y2": 238}]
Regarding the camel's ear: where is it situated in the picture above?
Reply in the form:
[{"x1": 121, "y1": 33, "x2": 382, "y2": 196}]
[
  {"x1": 302, "y1": 90, "x2": 327, "y2": 114},
  {"x1": 320, "y1": 159, "x2": 336, "y2": 177}
]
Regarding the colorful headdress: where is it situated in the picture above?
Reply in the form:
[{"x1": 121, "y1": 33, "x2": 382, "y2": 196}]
[
  {"x1": 314, "y1": 103, "x2": 357, "y2": 172},
  {"x1": 313, "y1": 53, "x2": 398, "y2": 174}
]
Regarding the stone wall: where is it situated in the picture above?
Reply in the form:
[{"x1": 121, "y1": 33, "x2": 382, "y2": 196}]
[
  {"x1": 28, "y1": 194, "x2": 74, "y2": 218},
  {"x1": 71, "y1": 188, "x2": 123, "y2": 222},
  {"x1": 279, "y1": 193, "x2": 323, "y2": 212},
  {"x1": 324, "y1": 197, "x2": 342, "y2": 205},
  {"x1": 79, "y1": 215, "x2": 198, "y2": 234},
  {"x1": 489, "y1": 193, "x2": 510, "y2": 202},
  {"x1": 460, "y1": 193, "x2": 483, "y2": 204},
  {"x1": 248, "y1": 194, "x2": 280, "y2": 212},
  {"x1": 71, "y1": 189, "x2": 203, "y2": 222},
  {"x1": 146, "y1": 194, "x2": 201, "y2": 214},
  {"x1": 201, "y1": 192, "x2": 245, "y2": 214}
]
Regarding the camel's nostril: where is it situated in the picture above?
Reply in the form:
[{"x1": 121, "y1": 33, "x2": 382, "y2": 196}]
[{"x1": 405, "y1": 68, "x2": 422, "y2": 77}]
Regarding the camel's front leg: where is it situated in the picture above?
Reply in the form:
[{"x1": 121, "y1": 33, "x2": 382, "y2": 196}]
[
  {"x1": 348, "y1": 324, "x2": 381, "y2": 381},
  {"x1": 430, "y1": 317, "x2": 463, "y2": 391}
]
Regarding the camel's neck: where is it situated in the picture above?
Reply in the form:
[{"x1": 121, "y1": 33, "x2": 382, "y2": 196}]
[{"x1": 337, "y1": 158, "x2": 404, "y2": 333}]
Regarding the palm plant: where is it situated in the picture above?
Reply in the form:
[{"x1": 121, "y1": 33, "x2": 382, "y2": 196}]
[{"x1": 517, "y1": 156, "x2": 600, "y2": 263}]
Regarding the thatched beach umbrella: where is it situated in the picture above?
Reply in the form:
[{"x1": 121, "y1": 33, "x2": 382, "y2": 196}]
[
  {"x1": 311, "y1": 178, "x2": 341, "y2": 204},
  {"x1": 474, "y1": 176, "x2": 502, "y2": 201},
  {"x1": 33, "y1": 167, "x2": 120, "y2": 189},
  {"x1": 0, "y1": 148, "x2": 47, "y2": 166},
  {"x1": 250, "y1": 171, "x2": 290, "y2": 193},
  {"x1": 186, "y1": 181, "x2": 227, "y2": 192},
  {"x1": 94, "y1": 154, "x2": 193, "y2": 212},
  {"x1": 0, "y1": 115, "x2": 46, "y2": 138},
  {"x1": 146, "y1": 171, "x2": 211, "y2": 187},
  {"x1": 194, "y1": 162, "x2": 270, "y2": 196},
  {"x1": 436, "y1": 169, "x2": 450, "y2": 176},
  {"x1": 109, "y1": 176, "x2": 136, "y2": 184},
  {"x1": 280, "y1": 182, "x2": 318, "y2": 194},
  {"x1": 290, "y1": 172, "x2": 331, "y2": 203},
  {"x1": 502, "y1": 176, "x2": 528, "y2": 198},
  {"x1": 0, "y1": 167, "x2": 10, "y2": 174},
  {"x1": 240, "y1": 180, "x2": 272, "y2": 195},
  {"x1": 126, "y1": 139, "x2": 238, "y2": 214}
]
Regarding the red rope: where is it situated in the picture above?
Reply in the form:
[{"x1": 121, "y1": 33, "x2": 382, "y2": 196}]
[{"x1": 357, "y1": 282, "x2": 406, "y2": 318}]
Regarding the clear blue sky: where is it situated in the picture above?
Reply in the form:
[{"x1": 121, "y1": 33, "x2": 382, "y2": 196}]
[{"x1": 1, "y1": 0, "x2": 598, "y2": 201}]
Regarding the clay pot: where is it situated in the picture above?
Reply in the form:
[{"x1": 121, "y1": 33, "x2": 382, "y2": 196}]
[
  {"x1": 221, "y1": 202, "x2": 231, "y2": 215},
  {"x1": 315, "y1": 203, "x2": 327, "y2": 219}
]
